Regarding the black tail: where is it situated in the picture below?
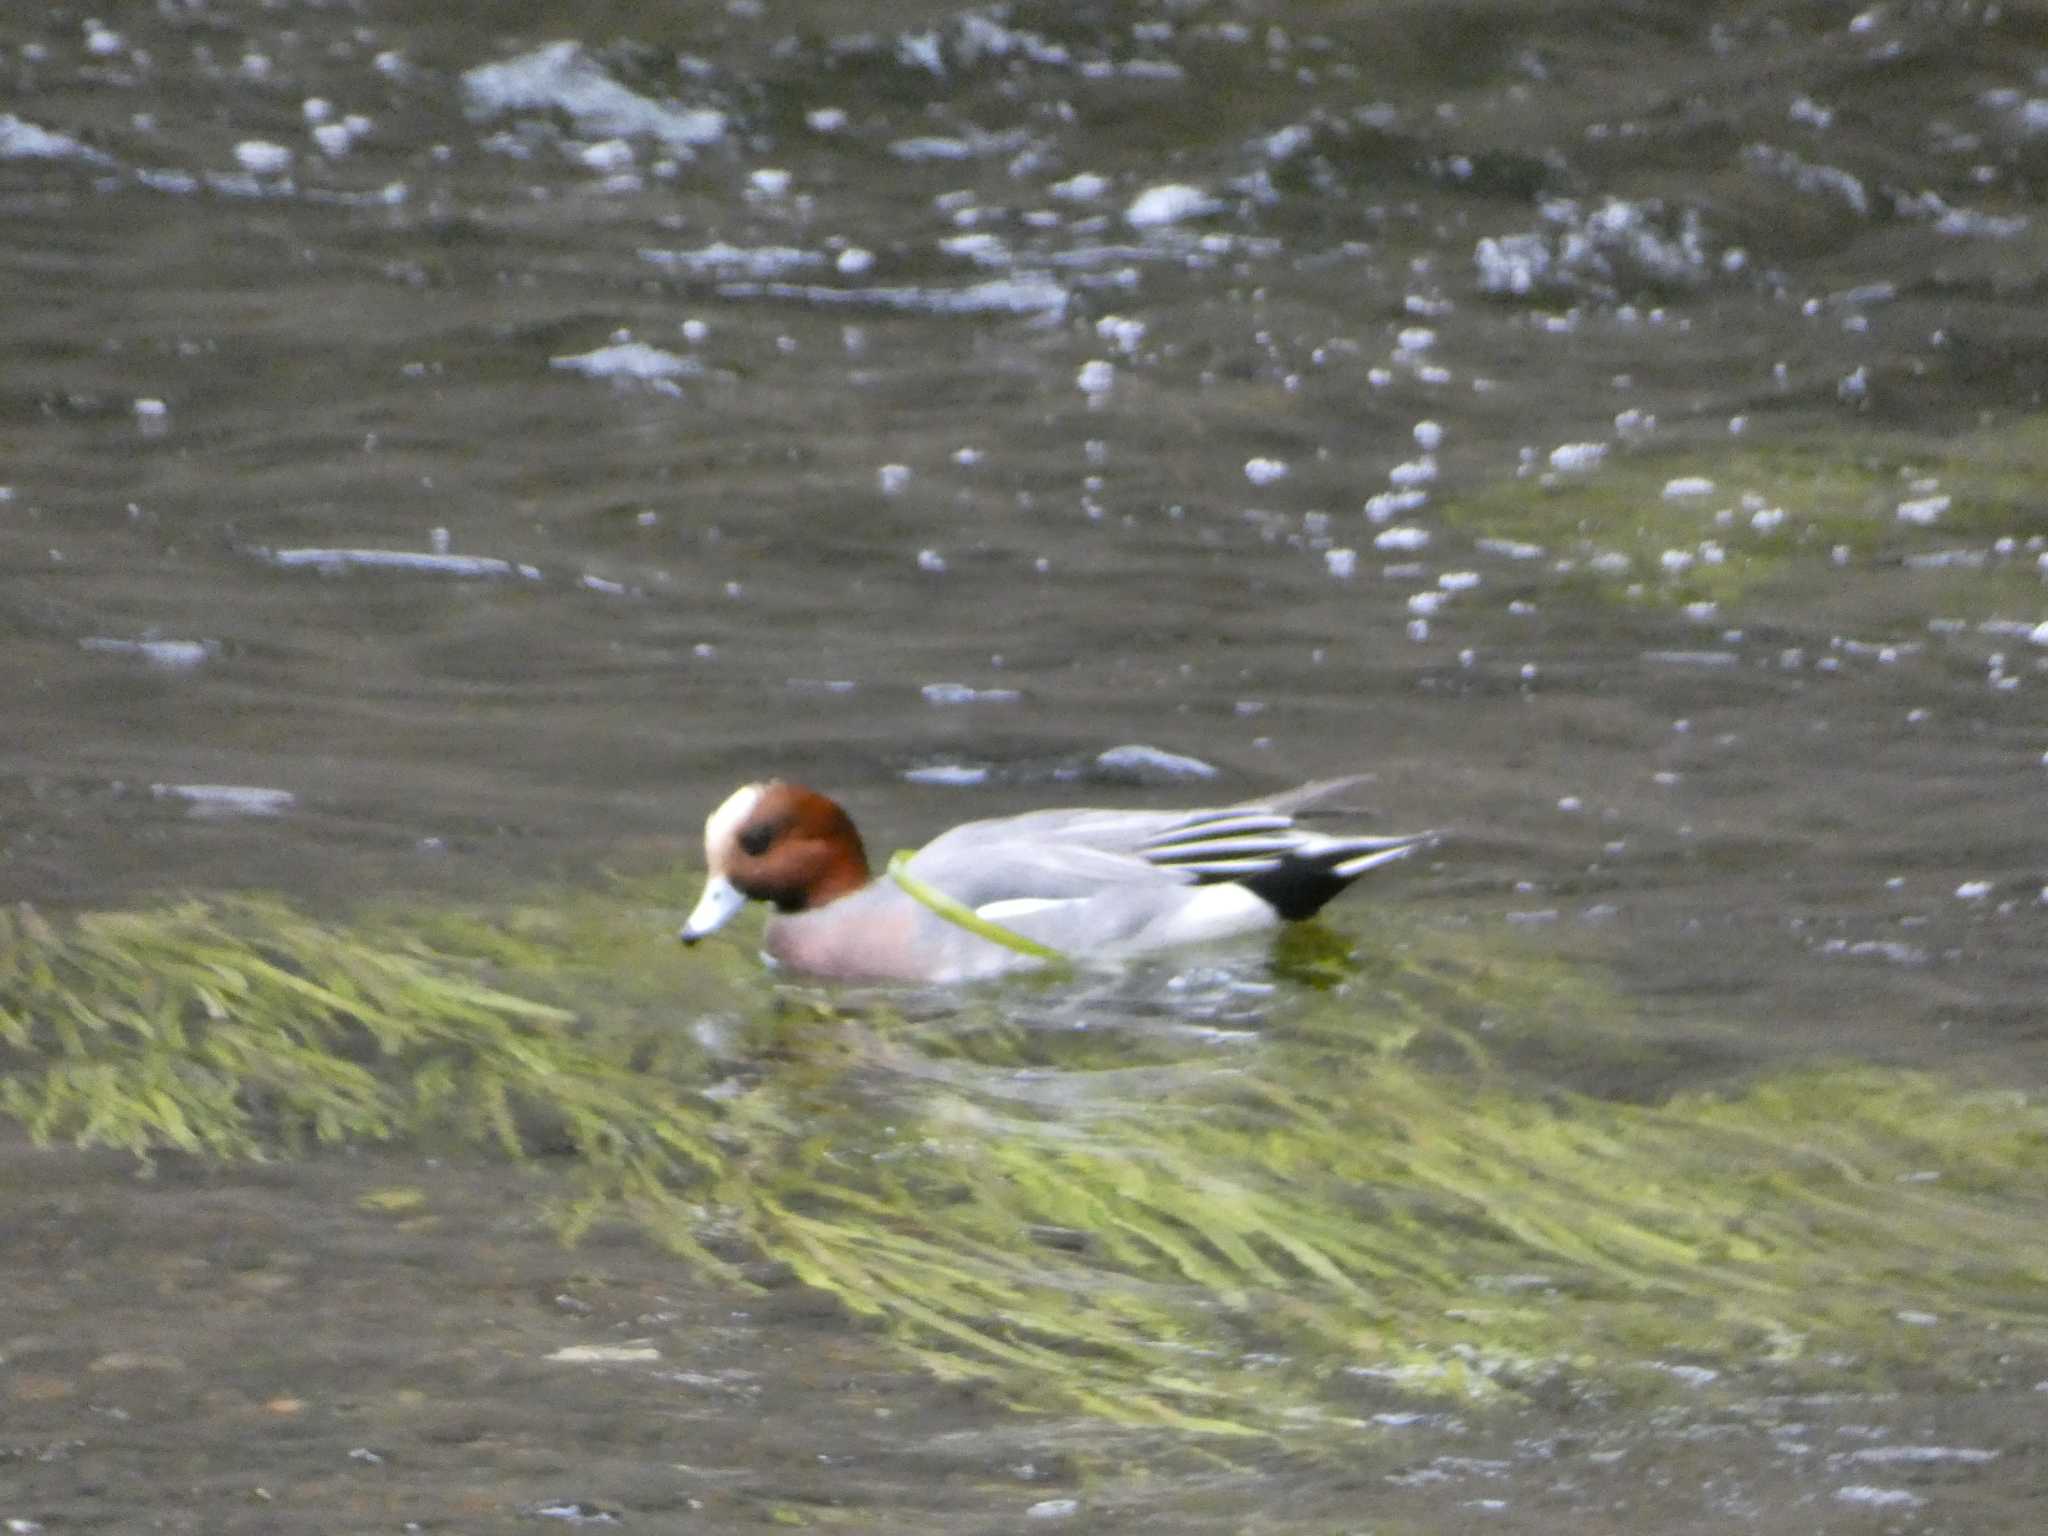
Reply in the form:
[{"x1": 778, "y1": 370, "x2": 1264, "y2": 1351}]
[
  {"x1": 1136, "y1": 811, "x2": 1435, "y2": 921},
  {"x1": 1233, "y1": 837, "x2": 1430, "y2": 920}
]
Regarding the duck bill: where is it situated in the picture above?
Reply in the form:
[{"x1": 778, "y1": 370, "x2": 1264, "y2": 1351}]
[{"x1": 679, "y1": 874, "x2": 748, "y2": 943}]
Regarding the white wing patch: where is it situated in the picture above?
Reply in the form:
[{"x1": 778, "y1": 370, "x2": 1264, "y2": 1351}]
[{"x1": 975, "y1": 897, "x2": 1073, "y2": 924}]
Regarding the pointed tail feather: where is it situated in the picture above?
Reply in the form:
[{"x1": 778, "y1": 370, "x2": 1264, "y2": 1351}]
[{"x1": 1236, "y1": 830, "x2": 1437, "y2": 920}]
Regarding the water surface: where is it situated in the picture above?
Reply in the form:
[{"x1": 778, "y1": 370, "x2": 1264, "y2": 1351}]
[{"x1": 4, "y1": 1, "x2": 2046, "y2": 1529}]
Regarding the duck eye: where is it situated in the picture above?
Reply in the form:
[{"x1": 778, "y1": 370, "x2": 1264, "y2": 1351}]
[{"x1": 737, "y1": 820, "x2": 780, "y2": 857}]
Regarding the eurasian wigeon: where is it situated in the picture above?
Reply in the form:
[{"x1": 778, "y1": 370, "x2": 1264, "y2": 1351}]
[{"x1": 679, "y1": 777, "x2": 1432, "y2": 982}]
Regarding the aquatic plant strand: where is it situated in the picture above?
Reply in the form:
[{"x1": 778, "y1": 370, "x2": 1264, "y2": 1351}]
[
  {"x1": 886, "y1": 848, "x2": 1070, "y2": 965},
  {"x1": 3, "y1": 895, "x2": 2045, "y2": 1439}
]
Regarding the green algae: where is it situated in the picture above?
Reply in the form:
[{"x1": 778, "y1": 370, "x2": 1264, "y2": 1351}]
[
  {"x1": 1446, "y1": 420, "x2": 2048, "y2": 613},
  {"x1": 3, "y1": 893, "x2": 2045, "y2": 1439}
]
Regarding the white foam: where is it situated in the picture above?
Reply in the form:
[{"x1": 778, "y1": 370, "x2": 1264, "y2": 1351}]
[
  {"x1": 709, "y1": 275, "x2": 1068, "y2": 318},
  {"x1": 1847, "y1": 1445, "x2": 1996, "y2": 1465},
  {"x1": 1263, "y1": 124, "x2": 1313, "y2": 160},
  {"x1": 1076, "y1": 359, "x2": 1115, "y2": 395},
  {"x1": 1643, "y1": 651, "x2": 1739, "y2": 668},
  {"x1": 0, "y1": 114, "x2": 112, "y2": 164},
  {"x1": 550, "y1": 342, "x2": 699, "y2": 381},
  {"x1": 903, "y1": 764, "x2": 990, "y2": 787},
  {"x1": 462, "y1": 43, "x2": 726, "y2": 150},
  {"x1": 1365, "y1": 489, "x2": 1428, "y2": 522},
  {"x1": 1748, "y1": 144, "x2": 1868, "y2": 214},
  {"x1": 80, "y1": 637, "x2": 215, "y2": 669},
  {"x1": 1548, "y1": 442, "x2": 1608, "y2": 473},
  {"x1": 1095, "y1": 744, "x2": 1218, "y2": 781},
  {"x1": 640, "y1": 242, "x2": 823, "y2": 277},
  {"x1": 1475, "y1": 231, "x2": 1550, "y2": 294},
  {"x1": 152, "y1": 784, "x2": 295, "y2": 818},
  {"x1": 939, "y1": 232, "x2": 1007, "y2": 266},
  {"x1": 890, "y1": 129, "x2": 1026, "y2": 161},
  {"x1": 234, "y1": 140, "x2": 294, "y2": 175},
  {"x1": 1095, "y1": 315, "x2": 1145, "y2": 354},
  {"x1": 1025, "y1": 1498, "x2": 1080, "y2": 1520},
  {"x1": 922, "y1": 683, "x2": 1020, "y2": 705},
  {"x1": 1896, "y1": 494, "x2": 1950, "y2": 525},
  {"x1": 1833, "y1": 1487, "x2": 1922, "y2": 1510},
  {"x1": 1126, "y1": 182, "x2": 1221, "y2": 228},
  {"x1": 265, "y1": 548, "x2": 542, "y2": 580},
  {"x1": 1050, "y1": 172, "x2": 1108, "y2": 201}
]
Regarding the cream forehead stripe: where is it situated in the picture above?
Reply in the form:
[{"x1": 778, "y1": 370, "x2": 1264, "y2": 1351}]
[{"x1": 703, "y1": 782, "x2": 766, "y2": 866}]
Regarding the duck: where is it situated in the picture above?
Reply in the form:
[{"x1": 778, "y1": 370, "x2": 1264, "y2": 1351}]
[{"x1": 678, "y1": 776, "x2": 1432, "y2": 983}]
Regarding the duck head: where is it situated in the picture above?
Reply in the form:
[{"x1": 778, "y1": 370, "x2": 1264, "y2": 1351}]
[{"x1": 679, "y1": 781, "x2": 872, "y2": 943}]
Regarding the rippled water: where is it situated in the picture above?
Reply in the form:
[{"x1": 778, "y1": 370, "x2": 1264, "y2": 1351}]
[{"x1": 5, "y1": 1, "x2": 2046, "y2": 1530}]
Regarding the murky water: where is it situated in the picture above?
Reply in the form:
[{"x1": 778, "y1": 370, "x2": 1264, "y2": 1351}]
[{"x1": 5, "y1": 2, "x2": 2046, "y2": 1530}]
